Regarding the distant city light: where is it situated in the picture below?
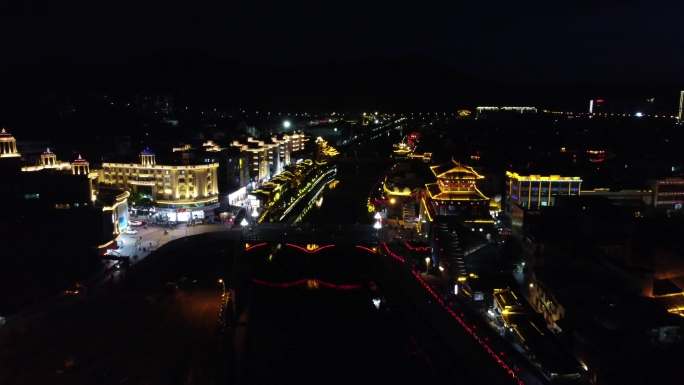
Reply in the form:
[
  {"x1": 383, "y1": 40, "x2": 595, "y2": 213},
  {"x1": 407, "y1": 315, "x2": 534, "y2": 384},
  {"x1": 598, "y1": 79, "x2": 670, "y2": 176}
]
[
  {"x1": 283, "y1": 120, "x2": 292, "y2": 128},
  {"x1": 373, "y1": 220, "x2": 382, "y2": 230},
  {"x1": 372, "y1": 298, "x2": 381, "y2": 309},
  {"x1": 635, "y1": 112, "x2": 644, "y2": 117},
  {"x1": 240, "y1": 218, "x2": 249, "y2": 227},
  {"x1": 374, "y1": 119, "x2": 379, "y2": 124},
  {"x1": 374, "y1": 212, "x2": 382, "y2": 220}
]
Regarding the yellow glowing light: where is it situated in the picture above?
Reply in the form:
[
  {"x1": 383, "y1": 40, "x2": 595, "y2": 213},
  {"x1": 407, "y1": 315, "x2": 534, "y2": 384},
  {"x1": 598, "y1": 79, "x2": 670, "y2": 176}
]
[
  {"x1": 505, "y1": 170, "x2": 582, "y2": 182},
  {"x1": 389, "y1": 197, "x2": 396, "y2": 205},
  {"x1": 97, "y1": 239, "x2": 115, "y2": 249},
  {"x1": 306, "y1": 244, "x2": 319, "y2": 251},
  {"x1": 155, "y1": 196, "x2": 218, "y2": 205},
  {"x1": 421, "y1": 198, "x2": 434, "y2": 222},
  {"x1": 457, "y1": 276, "x2": 467, "y2": 282},
  {"x1": 383, "y1": 182, "x2": 412, "y2": 197}
]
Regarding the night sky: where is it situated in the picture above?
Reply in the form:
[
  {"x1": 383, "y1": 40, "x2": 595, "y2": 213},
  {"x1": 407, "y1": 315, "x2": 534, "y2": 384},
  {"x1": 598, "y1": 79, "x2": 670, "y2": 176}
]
[{"x1": 1, "y1": 1, "x2": 683, "y2": 107}]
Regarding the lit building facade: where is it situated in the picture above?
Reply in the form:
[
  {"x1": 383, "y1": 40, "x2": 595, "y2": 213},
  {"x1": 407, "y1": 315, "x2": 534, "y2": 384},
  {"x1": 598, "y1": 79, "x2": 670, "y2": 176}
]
[
  {"x1": 98, "y1": 149, "x2": 219, "y2": 209},
  {"x1": 417, "y1": 161, "x2": 492, "y2": 281},
  {"x1": 230, "y1": 132, "x2": 306, "y2": 186},
  {"x1": 506, "y1": 171, "x2": 582, "y2": 211},
  {"x1": 652, "y1": 177, "x2": 684, "y2": 210},
  {"x1": 0, "y1": 131, "x2": 129, "y2": 254},
  {"x1": 420, "y1": 161, "x2": 491, "y2": 221},
  {"x1": 0, "y1": 128, "x2": 20, "y2": 158}
]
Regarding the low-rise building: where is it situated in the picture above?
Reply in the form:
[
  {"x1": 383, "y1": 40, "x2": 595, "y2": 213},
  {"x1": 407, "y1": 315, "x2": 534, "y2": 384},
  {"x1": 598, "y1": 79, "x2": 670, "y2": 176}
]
[
  {"x1": 652, "y1": 177, "x2": 684, "y2": 211},
  {"x1": 505, "y1": 171, "x2": 582, "y2": 211}
]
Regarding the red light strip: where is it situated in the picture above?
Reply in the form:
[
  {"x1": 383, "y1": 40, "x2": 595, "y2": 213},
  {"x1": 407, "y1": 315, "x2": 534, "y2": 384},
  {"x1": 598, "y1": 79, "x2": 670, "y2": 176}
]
[
  {"x1": 251, "y1": 278, "x2": 362, "y2": 290},
  {"x1": 404, "y1": 241, "x2": 432, "y2": 253},
  {"x1": 355, "y1": 245, "x2": 376, "y2": 254},
  {"x1": 381, "y1": 242, "x2": 405, "y2": 263},
  {"x1": 285, "y1": 243, "x2": 335, "y2": 254},
  {"x1": 382, "y1": 242, "x2": 525, "y2": 385},
  {"x1": 245, "y1": 242, "x2": 268, "y2": 252}
]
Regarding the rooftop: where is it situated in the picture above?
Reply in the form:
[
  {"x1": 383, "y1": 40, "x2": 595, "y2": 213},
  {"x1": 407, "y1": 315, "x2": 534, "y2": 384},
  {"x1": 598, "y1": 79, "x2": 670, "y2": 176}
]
[{"x1": 430, "y1": 160, "x2": 484, "y2": 180}]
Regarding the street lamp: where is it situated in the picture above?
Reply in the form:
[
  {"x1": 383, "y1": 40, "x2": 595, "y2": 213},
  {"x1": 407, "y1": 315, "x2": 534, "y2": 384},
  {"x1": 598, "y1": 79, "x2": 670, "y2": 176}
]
[
  {"x1": 251, "y1": 208, "x2": 259, "y2": 218},
  {"x1": 373, "y1": 220, "x2": 382, "y2": 230},
  {"x1": 240, "y1": 217, "x2": 249, "y2": 227},
  {"x1": 374, "y1": 212, "x2": 382, "y2": 221},
  {"x1": 424, "y1": 257, "x2": 431, "y2": 273},
  {"x1": 283, "y1": 120, "x2": 291, "y2": 129}
]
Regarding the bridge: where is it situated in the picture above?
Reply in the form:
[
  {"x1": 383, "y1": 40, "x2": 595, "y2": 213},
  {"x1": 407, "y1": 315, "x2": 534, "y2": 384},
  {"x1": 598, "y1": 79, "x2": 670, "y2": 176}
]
[{"x1": 228, "y1": 226, "x2": 536, "y2": 385}]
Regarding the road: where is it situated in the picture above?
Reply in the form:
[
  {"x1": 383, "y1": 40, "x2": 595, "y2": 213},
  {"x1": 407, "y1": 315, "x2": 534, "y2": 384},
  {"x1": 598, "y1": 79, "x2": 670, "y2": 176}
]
[
  {"x1": 116, "y1": 222, "x2": 230, "y2": 261},
  {"x1": 0, "y1": 232, "x2": 236, "y2": 385}
]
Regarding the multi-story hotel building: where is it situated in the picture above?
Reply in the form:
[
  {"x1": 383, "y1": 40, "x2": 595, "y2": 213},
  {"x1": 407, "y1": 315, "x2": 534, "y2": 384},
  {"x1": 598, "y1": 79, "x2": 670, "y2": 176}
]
[
  {"x1": 230, "y1": 132, "x2": 306, "y2": 186},
  {"x1": 97, "y1": 149, "x2": 219, "y2": 212},
  {"x1": 505, "y1": 171, "x2": 582, "y2": 210}
]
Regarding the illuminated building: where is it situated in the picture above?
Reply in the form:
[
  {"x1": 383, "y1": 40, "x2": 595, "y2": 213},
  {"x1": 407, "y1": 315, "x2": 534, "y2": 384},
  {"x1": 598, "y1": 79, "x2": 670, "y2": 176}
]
[
  {"x1": 392, "y1": 142, "x2": 413, "y2": 158},
  {"x1": 420, "y1": 160, "x2": 491, "y2": 220},
  {"x1": 0, "y1": 128, "x2": 20, "y2": 158},
  {"x1": 21, "y1": 148, "x2": 84, "y2": 172},
  {"x1": 492, "y1": 287, "x2": 583, "y2": 380},
  {"x1": 230, "y1": 132, "x2": 306, "y2": 186},
  {"x1": 417, "y1": 161, "x2": 492, "y2": 278},
  {"x1": 314, "y1": 137, "x2": 339, "y2": 159},
  {"x1": 457, "y1": 109, "x2": 472, "y2": 118},
  {"x1": 586, "y1": 149, "x2": 607, "y2": 163},
  {"x1": 678, "y1": 91, "x2": 684, "y2": 121},
  {"x1": 392, "y1": 140, "x2": 431, "y2": 162},
  {"x1": 0, "y1": 133, "x2": 128, "y2": 256},
  {"x1": 652, "y1": 177, "x2": 684, "y2": 210},
  {"x1": 247, "y1": 159, "x2": 335, "y2": 223},
  {"x1": 588, "y1": 98, "x2": 605, "y2": 114},
  {"x1": 97, "y1": 149, "x2": 219, "y2": 216},
  {"x1": 476, "y1": 106, "x2": 537, "y2": 118},
  {"x1": 381, "y1": 160, "x2": 432, "y2": 227},
  {"x1": 505, "y1": 171, "x2": 582, "y2": 210}
]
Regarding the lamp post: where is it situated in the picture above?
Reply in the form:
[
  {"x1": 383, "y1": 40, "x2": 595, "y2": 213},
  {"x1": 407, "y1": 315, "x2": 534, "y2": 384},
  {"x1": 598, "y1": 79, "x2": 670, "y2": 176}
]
[
  {"x1": 217, "y1": 278, "x2": 226, "y2": 296},
  {"x1": 424, "y1": 257, "x2": 431, "y2": 274},
  {"x1": 373, "y1": 220, "x2": 382, "y2": 241}
]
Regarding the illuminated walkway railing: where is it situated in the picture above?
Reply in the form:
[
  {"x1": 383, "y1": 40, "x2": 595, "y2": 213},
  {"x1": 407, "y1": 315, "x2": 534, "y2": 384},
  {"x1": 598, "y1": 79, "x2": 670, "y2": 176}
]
[{"x1": 380, "y1": 242, "x2": 525, "y2": 385}]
